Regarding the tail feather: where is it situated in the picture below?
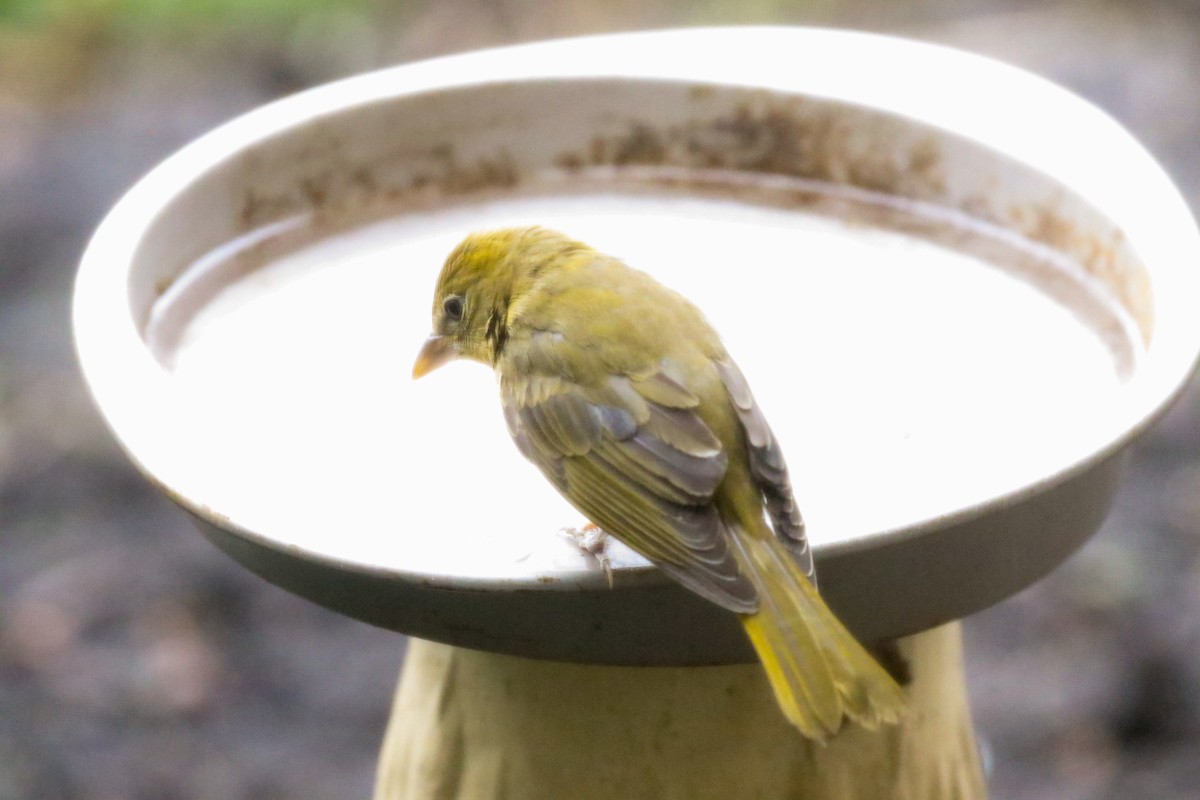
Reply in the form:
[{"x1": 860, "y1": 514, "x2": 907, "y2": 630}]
[{"x1": 732, "y1": 529, "x2": 906, "y2": 740}]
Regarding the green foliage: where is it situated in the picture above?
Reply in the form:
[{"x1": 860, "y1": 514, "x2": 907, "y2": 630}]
[
  {"x1": 0, "y1": 0, "x2": 43, "y2": 24},
  {"x1": 0, "y1": 0, "x2": 377, "y2": 32}
]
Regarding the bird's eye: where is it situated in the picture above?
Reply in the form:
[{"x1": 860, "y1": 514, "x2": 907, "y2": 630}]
[{"x1": 443, "y1": 294, "x2": 465, "y2": 321}]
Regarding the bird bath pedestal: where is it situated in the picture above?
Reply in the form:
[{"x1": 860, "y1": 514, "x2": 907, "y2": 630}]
[{"x1": 74, "y1": 29, "x2": 1200, "y2": 800}]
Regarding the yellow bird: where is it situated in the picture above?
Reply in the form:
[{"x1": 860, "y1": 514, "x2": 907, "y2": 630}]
[{"x1": 413, "y1": 226, "x2": 904, "y2": 739}]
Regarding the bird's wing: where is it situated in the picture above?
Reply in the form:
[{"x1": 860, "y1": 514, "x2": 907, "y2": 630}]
[
  {"x1": 501, "y1": 334, "x2": 757, "y2": 612},
  {"x1": 715, "y1": 359, "x2": 813, "y2": 582}
]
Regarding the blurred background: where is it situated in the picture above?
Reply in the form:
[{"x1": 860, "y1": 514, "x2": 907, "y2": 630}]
[{"x1": 1, "y1": 1, "x2": 1198, "y2": 798}]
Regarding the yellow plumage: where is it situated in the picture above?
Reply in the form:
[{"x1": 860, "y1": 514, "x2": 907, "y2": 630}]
[
  {"x1": 736, "y1": 533, "x2": 903, "y2": 736},
  {"x1": 414, "y1": 226, "x2": 906, "y2": 739}
]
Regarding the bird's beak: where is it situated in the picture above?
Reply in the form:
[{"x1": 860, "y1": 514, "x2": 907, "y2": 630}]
[{"x1": 412, "y1": 334, "x2": 457, "y2": 379}]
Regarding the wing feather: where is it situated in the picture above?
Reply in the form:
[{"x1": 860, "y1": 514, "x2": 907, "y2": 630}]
[
  {"x1": 501, "y1": 345, "x2": 757, "y2": 612},
  {"x1": 715, "y1": 359, "x2": 812, "y2": 580},
  {"x1": 630, "y1": 370, "x2": 700, "y2": 409},
  {"x1": 641, "y1": 404, "x2": 723, "y2": 458},
  {"x1": 564, "y1": 457, "x2": 756, "y2": 606}
]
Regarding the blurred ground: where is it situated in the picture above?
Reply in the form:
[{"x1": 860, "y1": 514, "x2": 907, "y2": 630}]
[{"x1": 1, "y1": 1, "x2": 1198, "y2": 798}]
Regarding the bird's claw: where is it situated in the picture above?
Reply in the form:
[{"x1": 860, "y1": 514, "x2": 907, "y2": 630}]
[{"x1": 558, "y1": 522, "x2": 614, "y2": 588}]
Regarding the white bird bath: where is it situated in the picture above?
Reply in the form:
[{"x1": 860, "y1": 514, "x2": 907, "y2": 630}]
[{"x1": 74, "y1": 27, "x2": 1200, "y2": 799}]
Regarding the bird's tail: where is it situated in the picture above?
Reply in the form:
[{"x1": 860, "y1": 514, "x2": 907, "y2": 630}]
[{"x1": 732, "y1": 530, "x2": 906, "y2": 740}]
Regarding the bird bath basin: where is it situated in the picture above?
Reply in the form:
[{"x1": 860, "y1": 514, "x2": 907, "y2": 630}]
[{"x1": 74, "y1": 28, "x2": 1200, "y2": 665}]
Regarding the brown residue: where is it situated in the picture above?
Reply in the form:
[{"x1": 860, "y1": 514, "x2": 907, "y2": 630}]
[
  {"x1": 1001, "y1": 203, "x2": 1150, "y2": 343},
  {"x1": 609, "y1": 123, "x2": 667, "y2": 167},
  {"x1": 226, "y1": 87, "x2": 1148, "y2": 347},
  {"x1": 557, "y1": 100, "x2": 948, "y2": 205},
  {"x1": 554, "y1": 152, "x2": 585, "y2": 173},
  {"x1": 236, "y1": 138, "x2": 521, "y2": 231}
]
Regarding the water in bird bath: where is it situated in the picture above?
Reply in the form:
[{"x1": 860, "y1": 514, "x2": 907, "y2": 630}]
[{"x1": 146, "y1": 185, "x2": 1141, "y2": 584}]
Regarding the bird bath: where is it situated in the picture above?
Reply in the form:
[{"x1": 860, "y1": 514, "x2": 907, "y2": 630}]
[
  {"x1": 74, "y1": 28, "x2": 1199, "y2": 666},
  {"x1": 75, "y1": 27, "x2": 1200, "y2": 799}
]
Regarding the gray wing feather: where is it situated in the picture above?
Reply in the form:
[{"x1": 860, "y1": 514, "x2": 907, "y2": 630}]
[
  {"x1": 501, "y1": 358, "x2": 758, "y2": 612},
  {"x1": 715, "y1": 359, "x2": 813, "y2": 583}
]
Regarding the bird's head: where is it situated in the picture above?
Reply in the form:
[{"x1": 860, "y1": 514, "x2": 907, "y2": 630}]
[{"x1": 412, "y1": 226, "x2": 588, "y2": 377}]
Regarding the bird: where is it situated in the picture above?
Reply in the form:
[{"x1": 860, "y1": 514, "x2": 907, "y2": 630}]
[{"x1": 412, "y1": 226, "x2": 905, "y2": 739}]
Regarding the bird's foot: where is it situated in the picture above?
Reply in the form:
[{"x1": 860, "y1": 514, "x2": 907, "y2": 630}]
[{"x1": 558, "y1": 522, "x2": 614, "y2": 588}]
